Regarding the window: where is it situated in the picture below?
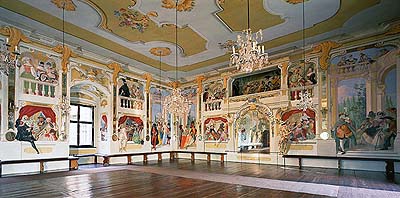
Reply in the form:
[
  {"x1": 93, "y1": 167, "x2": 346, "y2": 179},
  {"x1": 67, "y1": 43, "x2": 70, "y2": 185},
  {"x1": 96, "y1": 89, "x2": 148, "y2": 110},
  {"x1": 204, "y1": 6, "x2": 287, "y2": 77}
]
[{"x1": 69, "y1": 104, "x2": 94, "y2": 147}]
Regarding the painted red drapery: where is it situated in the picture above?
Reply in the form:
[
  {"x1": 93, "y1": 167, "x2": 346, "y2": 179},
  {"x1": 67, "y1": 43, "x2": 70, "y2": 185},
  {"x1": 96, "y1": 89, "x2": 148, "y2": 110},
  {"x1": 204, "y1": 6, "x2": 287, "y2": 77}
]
[
  {"x1": 281, "y1": 108, "x2": 315, "y2": 121},
  {"x1": 118, "y1": 115, "x2": 143, "y2": 125},
  {"x1": 19, "y1": 105, "x2": 56, "y2": 122}
]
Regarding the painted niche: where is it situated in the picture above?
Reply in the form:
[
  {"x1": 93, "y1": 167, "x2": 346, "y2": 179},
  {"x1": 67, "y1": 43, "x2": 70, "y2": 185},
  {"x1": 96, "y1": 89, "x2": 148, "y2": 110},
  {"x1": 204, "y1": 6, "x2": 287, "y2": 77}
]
[
  {"x1": 235, "y1": 107, "x2": 270, "y2": 153},
  {"x1": 288, "y1": 61, "x2": 317, "y2": 100},
  {"x1": 203, "y1": 80, "x2": 225, "y2": 111},
  {"x1": 118, "y1": 77, "x2": 144, "y2": 110},
  {"x1": 150, "y1": 86, "x2": 172, "y2": 149},
  {"x1": 18, "y1": 105, "x2": 58, "y2": 141},
  {"x1": 232, "y1": 68, "x2": 281, "y2": 97},
  {"x1": 178, "y1": 87, "x2": 197, "y2": 149},
  {"x1": 20, "y1": 51, "x2": 58, "y2": 97},
  {"x1": 204, "y1": 117, "x2": 228, "y2": 142},
  {"x1": 281, "y1": 109, "x2": 316, "y2": 141}
]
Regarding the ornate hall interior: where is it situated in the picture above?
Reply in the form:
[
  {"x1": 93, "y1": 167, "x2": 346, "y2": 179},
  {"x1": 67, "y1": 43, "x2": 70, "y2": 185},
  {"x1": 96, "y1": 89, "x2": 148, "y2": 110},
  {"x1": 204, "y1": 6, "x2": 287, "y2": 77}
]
[{"x1": 0, "y1": 0, "x2": 400, "y2": 197}]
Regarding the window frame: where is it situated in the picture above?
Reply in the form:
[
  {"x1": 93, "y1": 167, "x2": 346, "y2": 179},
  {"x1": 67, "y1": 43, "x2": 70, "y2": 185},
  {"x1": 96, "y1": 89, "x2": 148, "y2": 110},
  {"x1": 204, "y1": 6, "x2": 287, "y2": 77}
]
[{"x1": 69, "y1": 104, "x2": 95, "y2": 148}]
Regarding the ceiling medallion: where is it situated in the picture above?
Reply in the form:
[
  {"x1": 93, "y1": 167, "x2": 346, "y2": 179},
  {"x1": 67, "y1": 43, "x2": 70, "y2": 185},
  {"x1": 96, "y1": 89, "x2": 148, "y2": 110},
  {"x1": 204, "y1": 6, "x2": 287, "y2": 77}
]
[
  {"x1": 162, "y1": 0, "x2": 195, "y2": 12},
  {"x1": 51, "y1": 0, "x2": 76, "y2": 11},
  {"x1": 230, "y1": 0, "x2": 268, "y2": 73},
  {"x1": 149, "y1": 47, "x2": 172, "y2": 56},
  {"x1": 285, "y1": 0, "x2": 309, "y2": 5}
]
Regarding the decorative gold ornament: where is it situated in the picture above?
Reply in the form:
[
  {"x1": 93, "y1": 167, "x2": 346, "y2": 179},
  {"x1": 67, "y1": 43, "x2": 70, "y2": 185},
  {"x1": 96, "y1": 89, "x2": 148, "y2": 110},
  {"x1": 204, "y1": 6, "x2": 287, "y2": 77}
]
[
  {"x1": 149, "y1": 47, "x2": 171, "y2": 56},
  {"x1": 0, "y1": 26, "x2": 31, "y2": 59},
  {"x1": 52, "y1": 44, "x2": 78, "y2": 73},
  {"x1": 284, "y1": 0, "x2": 309, "y2": 4},
  {"x1": 100, "y1": 99, "x2": 108, "y2": 107},
  {"x1": 385, "y1": 23, "x2": 400, "y2": 36},
  {"x1": 51, "y1": 0, "x2": 77, "y2": 11},
  {"x1": 107, "y1": 62, "x2": 122, "y2": 86},
  {"x1": 194, "y1": 75, "x2": 206, "y2": 93},
  {"x1": 311, "y1": 41, "x2": 342, "y2": 70},
  {"x1": 162, "y1": 0, "x2": 195, "y2": 12},
  {"x1": 142, "y1": 73, "x2": 152, "y2": 94}
]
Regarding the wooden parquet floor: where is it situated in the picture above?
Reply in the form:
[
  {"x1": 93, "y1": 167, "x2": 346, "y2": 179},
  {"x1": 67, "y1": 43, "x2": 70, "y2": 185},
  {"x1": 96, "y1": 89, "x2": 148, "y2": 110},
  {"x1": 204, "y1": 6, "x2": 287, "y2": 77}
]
[{"x1": 0, "y1": 159, "x2": 399, "y2": 198}]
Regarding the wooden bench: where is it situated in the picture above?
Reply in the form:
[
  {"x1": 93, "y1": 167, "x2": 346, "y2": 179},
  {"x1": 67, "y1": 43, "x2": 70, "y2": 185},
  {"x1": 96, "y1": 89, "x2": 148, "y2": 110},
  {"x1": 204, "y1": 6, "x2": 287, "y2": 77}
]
[
  {"x1": 172, "y1": 151, "x2": 227, "y2": 164},
  {"x1": 96, "y1": 151, "x2": 172, "y2": 166},
  {"x1": 283, "y1": 155, "x2": 400, "y2": 181},
  {"x1": 96, "y1": 151, "x2": 227, "y2": 166},
  {"x1": 73, "y1": 154, "x2": 98, "y2": 164},
  {"x1": 0, "y1": 156, "x2": 79, "y2": 177}
]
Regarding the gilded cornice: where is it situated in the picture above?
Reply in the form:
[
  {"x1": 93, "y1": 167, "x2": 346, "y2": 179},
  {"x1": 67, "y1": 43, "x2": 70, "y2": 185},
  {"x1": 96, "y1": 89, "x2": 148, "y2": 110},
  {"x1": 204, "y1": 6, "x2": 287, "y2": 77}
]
[
  {"x1": 385, "y1": 23, "x2": 400, "y2": 36},
  {"x1": 310, "y1": 41, "x2": 342, "y2": 70}
]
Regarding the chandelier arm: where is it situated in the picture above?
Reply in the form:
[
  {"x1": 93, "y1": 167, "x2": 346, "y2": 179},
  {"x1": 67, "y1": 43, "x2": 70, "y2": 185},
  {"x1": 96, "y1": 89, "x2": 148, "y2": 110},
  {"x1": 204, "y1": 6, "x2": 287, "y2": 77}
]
[
  {"x1": 175, "y1": 0, "x2": 178, "y2": 82},
  {"x1": 247, "y1": 0, "x2": 250, "y2": 30}
]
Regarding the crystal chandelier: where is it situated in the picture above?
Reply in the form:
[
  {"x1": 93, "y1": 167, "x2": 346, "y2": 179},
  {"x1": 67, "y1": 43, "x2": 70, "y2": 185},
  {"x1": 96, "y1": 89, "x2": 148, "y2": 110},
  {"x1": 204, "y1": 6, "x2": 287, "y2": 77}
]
[
  {"x1": 296, "y1": 90, "x2": 314, "y2": 112},
  {"x1": 296, "y1": 2, "x2": 315, "y2": 114},
  {"x1": 163, "y1": 85, "x2": 190, "y2": 118},
  {"x1": 230, "y1": 0, "x2": 268, "y2": 73},
  {"x1": 0, "y1": 38, "x2": 21, "y2": 76},
  {"x1": 163, "y1": 0, "x2": 189, "y2": 117}
]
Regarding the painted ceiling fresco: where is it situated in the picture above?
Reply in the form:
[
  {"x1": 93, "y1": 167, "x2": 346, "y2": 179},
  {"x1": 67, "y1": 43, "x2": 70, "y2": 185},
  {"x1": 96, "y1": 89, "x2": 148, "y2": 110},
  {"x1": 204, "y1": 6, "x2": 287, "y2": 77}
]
[{"x1": 0, "y1": 0, "x2": 399, "y2": 78}]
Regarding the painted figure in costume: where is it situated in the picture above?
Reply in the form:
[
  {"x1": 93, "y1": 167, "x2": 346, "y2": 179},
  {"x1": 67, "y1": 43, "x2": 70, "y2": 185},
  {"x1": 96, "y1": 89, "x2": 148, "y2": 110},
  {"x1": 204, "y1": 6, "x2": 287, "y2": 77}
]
[
  {"x1": 151, "y1": 124, "x2": 159, "y2": 150},
  {"x1": 182, "y1": 121, "x2": 197, "y2": 148},
  {"x1": 118, "y1": 126, "x2": 128, "y2": 152},
  {"x1": 119, "y1": 79, "x2": 130, "y2": 97},
  {"x1": 332, "y1": 113, "x2": 356, "y2": 154},
  {"x1": 15, "y1": 119, "x2": 40, "y2": 154},
  {"x1": 278, "y1": 122, "x2": 291, "y2": 155}
]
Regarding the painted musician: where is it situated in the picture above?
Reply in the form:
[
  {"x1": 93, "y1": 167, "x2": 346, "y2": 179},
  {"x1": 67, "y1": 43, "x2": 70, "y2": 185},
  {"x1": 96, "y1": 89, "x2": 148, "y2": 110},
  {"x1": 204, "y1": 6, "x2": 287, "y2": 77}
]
[{"x1": 332, "y1": 113, "x2": 356, "y2": 154}]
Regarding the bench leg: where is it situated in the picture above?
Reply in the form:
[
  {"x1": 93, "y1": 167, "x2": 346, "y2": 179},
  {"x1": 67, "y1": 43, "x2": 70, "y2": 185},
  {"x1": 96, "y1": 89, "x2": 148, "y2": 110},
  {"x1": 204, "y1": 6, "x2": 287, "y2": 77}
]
[
  {"x1": 386, "y1": 160, "x2": 395, "y2": 181},
  {"x1": 207, "y1": 154, "x2": 211, "y2": 163},
  {"x1": 40, "y1": 161, "x2": 44, "y2": 173},
  {"x1": 143, "y1": 154, "x2": 148, "y2": 163},
  {"x1": 70, "y1": 159, "x2": 79, "y2": 170},
  {"x1": 298, "y1": 158, "x2": 302, "y2": 169},
  {"x1": 191, "y1": 153, "x2": 195, "y2": 163},
  {"x1": 103, "y1": 156, "x2": 110, "y2": 166},
  {"x1": 338, "y1": 159, "x2": 341, "y2": 170},
  {"x1": 0, "y1": 160, "x2": 2, "y2": 178},
  {"x1": 170, "y1": 152, "x2": 175, "y2": 161},
  {"x1": 94, "y1": 156, "x2": 98, "y2": 164},
  {"x1": 127, "y1": 155, "x2": 132, "y2": 165},
  {"x1": 158, "y1": 153, "x2": 162, "y2": 162},
  {"x1": 220, "y1": 154, "x2": 225, "y2": 164}
]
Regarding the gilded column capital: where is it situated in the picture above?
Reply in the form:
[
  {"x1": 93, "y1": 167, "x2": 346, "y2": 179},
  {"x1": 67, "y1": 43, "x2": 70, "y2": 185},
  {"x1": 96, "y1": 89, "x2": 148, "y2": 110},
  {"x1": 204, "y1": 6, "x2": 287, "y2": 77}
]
[
  {"x1": 168, "y1": 81, "x2": 180, "y2": 89},
  {"x1": 142, "y1": 73, "x2": 153, "y2": 93},
  {"x1": 52, "y1": 44, "x2": 78, "y2": 73},
  {"x1": 194, "y1": 75, "x2": 206, "y2": 93},
  {"x1": 311, "y1": 41, "x2": 342, "y2": 70},
  {"x1": 107, "y1": 62, "x2": 122, "y2": 86},
  {"x1": 279, "y1": 62, "x2": 289, "y2": 80}
]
